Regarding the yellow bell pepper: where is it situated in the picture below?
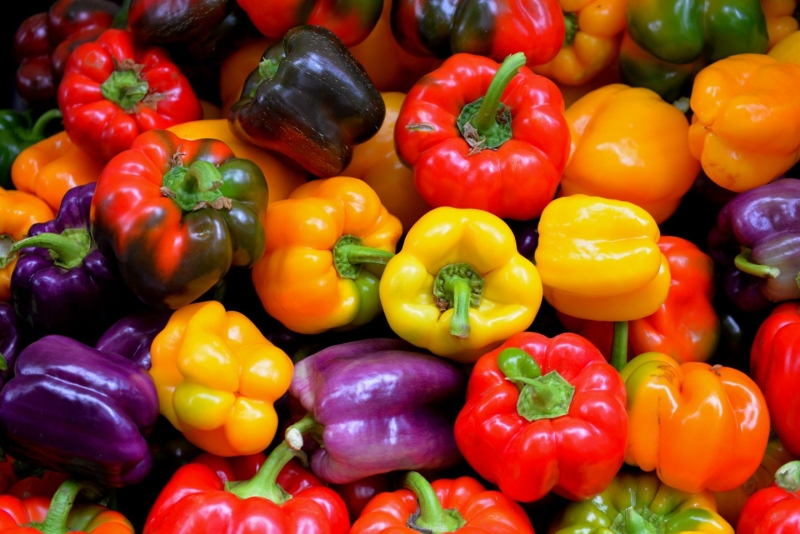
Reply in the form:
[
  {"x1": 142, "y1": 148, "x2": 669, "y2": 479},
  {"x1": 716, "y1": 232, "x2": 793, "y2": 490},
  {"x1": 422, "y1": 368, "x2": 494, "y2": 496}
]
[
  {"x1": 379, "y1": 206, "x2": 542, "y2": 363},
  {"x1": 763, "y1": 0, "x2": 798, "y2": 49},
  {"x1": 688, "y1": 54, "x2": 800, "y2": 192},
  {"x1": 533, "y1": 0, "x2": 627, "y2": 86},
  {"x1": 769, "y1": 29, "x2": 800, "y2": 63},
  {"x1": 534, "y1": 194, "x2": 671, "y2": 322},
  {"x1": 252, "y1": 176, "x2": 402, "y2": 335},
  {"x1": 561, "y1": 84, "x2": 700, "y2": 224},
  {"x1": 149, "y1": 301, "x2": 294, "y2": 457}
]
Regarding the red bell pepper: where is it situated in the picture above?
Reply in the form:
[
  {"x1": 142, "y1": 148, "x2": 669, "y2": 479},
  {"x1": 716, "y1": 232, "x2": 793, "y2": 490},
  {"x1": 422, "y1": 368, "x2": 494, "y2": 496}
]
[
  {"x1": 454, "y1": 331, "x2": 628, "y2": 502},
  {"x1": 349, "y1": 472, "x2": 535, "y2": 533},
  {"x1": 738, "y1": 460, "x2": 800, "y2": 534},
  {"x1": 57, "y1": 28, "x2": 202, "y2": 162},
  {"x1": 143, "y1": 438, "x2": 350, "y2": 533},
  {"x1": 394, "y1": 52, "x2": 570, "y2": 220},
  {"x1": 751, "y1": 302, "x2": 800, "y2": 457},
  {"x1": 330, "y1": 474, "x2": 393, "y2": 523}
]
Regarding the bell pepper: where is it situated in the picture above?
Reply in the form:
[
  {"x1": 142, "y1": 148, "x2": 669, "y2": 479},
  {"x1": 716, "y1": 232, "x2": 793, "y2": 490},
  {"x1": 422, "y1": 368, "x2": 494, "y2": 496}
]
[
  {"x1": 9, "y1": 183, "x2": 137, "y2": 344},
  {"x1": 532, "y1": 0, "x2": 627, "y2": 86},
  {"x1": 626, "y1": 0, "x2": 768, "y2": 65},
  {"x1": 287, "y1": 338, "x2": 465, "y2": 484},
  {"x1": 390, "y1": 0, "x2": 564, "y2": 67},
  {"x1": 94, "y1": 308, "x2": 173, "y2": 370},
  {"x1": 57, "y1": 28, "x2": 203, "y2": 162},
  {"x1": 394, "y1": 52, "x2": 570, "y2": 220},
  {"x1": 535, "y1": 194, "x2": 671, "y2": 323},
  {"x1": 341, "y1": 92, "x2": 432, "y2": 231},
  {"x1": 763, "y1": 0, "x2": 799, "y2": 48},
  {"x1": 149, "y1": 300, "x2": 294, "y2": 457},
  {"x1": 769, "y1": 28, "x2": 800, "y2": 62},
  {"x1": 738, "y1": 460, "x2": 800, "y2": 533},
  {"x1": 379, "y1": 206, "x2": 542, "y2": 362},
  {"x1": 330, "y1": 474, "x2": 393, "y2": 522},
  {"x1": 350, "y1": 472, "x2": 535, "y2": 534},
  {"x1": 0, "y1": 303, "x2": 20, "y2": 387},
  {"x1": 454, "y1": 331, "x2": 628, "y2": 502},
  {"x1": 550, "y1": 469, "x2": 734, "y2": 533},
  {"x1": 561, "y1": 84, "x2": 700, "y2": 223},
  {"x1": 0, "y1": 478, "x2": 134, "y2": 534},
  {"x1": 0, "y1": 188, "x2": 55, "y2": 302},
  {"x1": 0, "y1": 335, "x2": 160, "y2": 487},
  {"x1": 228, "y1": 25, "x2": 385, "y2": 178},
  {"x1": 688, "y1": 54, "x2": 800, "y2": 193},
  {"x1": 144, "y1": 436, "x2": 350, "y2": 533},
  {"x1": 10, "y1": 130, "x2": 105, "y2": 212},
  {"x1": 0, "y1": 109, "x2": 62, "y2": 190},
  {"x1": 751, "y1": 302, "x2": 800, "y2": 457},
  {"x1": 251, "y1": 177, "x2": 402, "y2": 335},
  {"x1": 91, "y1": 129, "x2": 269, "y2": 310},
  {"x1": 621, "y1": 352, "x2": 771, "y2": 493}
]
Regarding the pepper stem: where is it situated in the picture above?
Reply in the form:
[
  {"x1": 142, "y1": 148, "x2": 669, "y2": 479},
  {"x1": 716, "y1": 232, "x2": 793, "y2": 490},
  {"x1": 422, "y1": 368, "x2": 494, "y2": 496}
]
[
  {"x1": 226, "y1": 439, "x2": 306, "y2": 504},
  {"x1": 26, "y1": 109, "x2": 62, "y2": 141},
  {"x1": 611, "y1": 321, "x2": 629, "y2": 372},
  {"x1": 775, "y1": 461, "x2": 800, "y2": 492},
  {"x1": 403, "y1": 472, "x2": 466, "y2": 533},
  {"x1": 332, "y1": 235, "x2": 395, "y2": 280},
  {"x1": 100, "y1": 66, "x2": 148, "y2": 112},
  {"x1": 9, "y1": 229, "x2": 92, "y2": 270},
  {"x1": 735, "y1": 248, "x2": 780, "y2": 279},
  {"x1": 432, "y1": 263, "x2": 485, "y2": 339},
  {"x1": 563, "y1": 12, "x2": 579, "y2": 47},
  {"x1": 609, "y1": 507, "x2": 663, "y2": 534},
  {"x1": 161, "y1": 160, "x2": 230, "y2": 212},
  {"x1": 285, "y1": 413, "x2": 326, "y2": 450},
  {"x1": 472, "y1": 53, "x2": 526, "y2": 132},
  {"x1": 40, "y1": 479, "x2": 100, "y2": 534},
  {"x1": 0, "y1": 353, "x2": 6, "y2": 372},
  {"x1": 110, "y1": 0, "x2": 130, "y2": 29}
]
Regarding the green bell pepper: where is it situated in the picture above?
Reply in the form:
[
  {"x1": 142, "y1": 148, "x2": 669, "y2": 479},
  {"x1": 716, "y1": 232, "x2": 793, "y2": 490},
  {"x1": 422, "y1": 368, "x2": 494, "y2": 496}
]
[{"x1": 0, "y1": 109, "x2": 62, "y2": 189}]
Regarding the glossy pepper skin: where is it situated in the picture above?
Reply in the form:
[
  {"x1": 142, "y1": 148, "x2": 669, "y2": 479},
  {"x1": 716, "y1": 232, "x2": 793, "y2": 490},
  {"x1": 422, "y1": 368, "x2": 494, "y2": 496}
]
[
  {"x1": 550, "y1": 470, "x2": 734, "y2": 533},
  {"x1": 689, "y1": 55, "x2": 800, "y2": 192},
  {"x1": 251, "y1": 177, "x2": 402, "y2": 335},
  {"x1": 351, "y1": 472, "x2": 534, "y2": 534},
  {"x1": 621, "y1": 352, "x2": 771, "y2": 493},
  {"x1": 149, "y1": 301, "x2": 294, "y2": 457},
  {"x1": 10, "y1": 183, "x2": 137, "y2": 344},
  {"x1": 391, "y1": 0, "x2": 564, "y2": 67},
  {"x1": 58, "y1": 28, "x2": 203, "y2": 162},
  {"x1": 738, "y1": 460, "x2": 800, "y2": 533},
  {"x1": 0, "y1": 109, "x2": 62, "y2": 190},
  {"x1": 380, "y1": 207, "x2": 543, "y2": 362},
  {"x1": 763, "y1": 0, "x2": 799, "y2": 48},
  {"x1": 11, "y1": 130, "x2": 105, "y2": 212},
  {"x1": 0, "y1": 303, "x2": 21, "y2": 387},
  {"x1": 94, "y1": 308, "x2": 173, "y2": 370},
  {"x1": 289, "y1": 338, "x2": 465, "y2": 484},
  {"x1": 394, "y1": 52, "x2": 570, "y2": 220},
  {"x1": 91, "y1": 129, "x2": 269, "y2": 310},
  {"x1": 228, "y1": 25, "x2": 385, "y2": 178},
  {"x1": 455, "y1": 331, "x2": 628, "y2": 502},
  {"x1": 535, "y1": 194, "x2": 671, "y2": 322},
  {"x1": 626, "y1": 0, "x2": 768, "y2": 65},
  {"x1": 561, "y1": 84, "x2": 700, "y2": 224},
  {"x1": 0, "y1": 335, "x2": 160, "y2": 487}
]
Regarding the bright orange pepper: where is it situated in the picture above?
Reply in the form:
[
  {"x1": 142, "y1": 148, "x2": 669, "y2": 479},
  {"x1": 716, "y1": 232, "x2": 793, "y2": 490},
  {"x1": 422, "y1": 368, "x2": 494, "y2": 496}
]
[
  {"x1": 763, "y1": 0, "x2": 799, "y2": 49},
  {"x1": 621, "y1": 352, "x2": 771, "y2": 494},
  {"x1": 11, "y1": 131, "x2": 105, "y2": 212}
]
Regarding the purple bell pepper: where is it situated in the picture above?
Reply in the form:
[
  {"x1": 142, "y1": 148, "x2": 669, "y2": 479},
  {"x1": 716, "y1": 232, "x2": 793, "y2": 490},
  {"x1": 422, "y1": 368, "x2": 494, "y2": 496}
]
[
  {"x1": 9, "y1": 182, "x2": 136, "y2": 343},
  {"x1": 0, "y1": 302, "x2": 21, "y2": 386},
  {"x1": 94, "y1": 308, "x2": 173, "y2": 370},
  {"x1": 287, "y1": 338, "x2": 465, "y2": 485},
  {"x1": 708, "y1": 177, "x2": 800, "y2": 310},
  {"x1": 0, "y1": 335, "x2": 160, "y2": 487}
]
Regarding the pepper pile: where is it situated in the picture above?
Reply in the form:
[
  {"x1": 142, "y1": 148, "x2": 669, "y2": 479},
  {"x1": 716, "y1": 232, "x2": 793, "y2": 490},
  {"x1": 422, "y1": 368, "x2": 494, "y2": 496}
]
[{"x1": 1, "y1": 0, "x2": 800, "y2": 532}]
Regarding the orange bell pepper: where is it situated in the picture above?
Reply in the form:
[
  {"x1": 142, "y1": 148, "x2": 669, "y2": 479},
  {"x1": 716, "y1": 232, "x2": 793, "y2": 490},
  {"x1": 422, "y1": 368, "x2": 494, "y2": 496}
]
[
  {"x1": 688, "y1": 53, "x2": 800, "y2": 192},
  {"x1": 0, "y1": 188, "x2": 55, "y2": 300},
  {"x1": 167, "y1": 119, "x2": 306, "y2": 203},
  {"x1": 218, "y1": 37, "x2": 275, "y2": 116},
  {"x1": 763, "y1": 0, "x2": 799, "y2": 49},
  {"x1": 533, "y1": 0, "x2": 627, "y2": 86},
  {"x1": 252, "y1": 177, "x2": 402, "y2": 334},
  {"x1": 341, "y1": 92, "x2": 432, "y2": 230},
  {"x1": 10, "y1": 131, "x2": 105, "y2": 212},
  {"x1": 621, "y1": 352, "x2": 771, "y2": 494}
]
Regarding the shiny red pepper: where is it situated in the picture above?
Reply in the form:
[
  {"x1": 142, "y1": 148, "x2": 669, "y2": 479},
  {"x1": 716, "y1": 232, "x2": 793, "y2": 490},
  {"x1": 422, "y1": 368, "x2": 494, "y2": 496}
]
[{"x1": 738, "y1": 460, "x2": 800, "y2": 534}]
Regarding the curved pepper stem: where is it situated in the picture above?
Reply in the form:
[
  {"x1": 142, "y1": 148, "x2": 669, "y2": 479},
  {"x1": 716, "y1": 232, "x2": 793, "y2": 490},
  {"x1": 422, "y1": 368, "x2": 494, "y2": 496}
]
[
  {"x1": 100, "y1": 62, "x2": 149, "y2": 112},
  {"x1": 25, "y1": 109, "x2": 62, "y2": 142},
  {"x1": 402, "y1": 472, "x2": 466, "y2": 534},
  {"x1": 333, "y1": 235, "x2": 395, "y2": 280},
  {"x1": 775, "y1": 461, "x2": 800, "y2": 493},
  {"x1": 735, "y1": 248, "x2": 780, "y2": 279},
  {"x1": 609, "y1": 507, "x2": 662, "y2": 534},
  {"x1": 498, "y1": 347, "x2": 575, "y2": 421},
  {"x1": 563, "y1": 12, "x2": 579, "y2": 47},
  {"x1": 39, "y1": 479, "x2": 103, "y2": 534},
  {"x1": 161, "y1": 160, "x2": 231, "y2": 212},
  {"x1": 8, "y1": 229, "x2": 92, "y2": 270},
  {"x1": 226, "y1": 439, "x2": 308, "y2": 505},
  {"x1": 611, "y1": 321, "x2": 629, "y2": 372},
  {"x1": 285, "y1": 412, "x2": 326, "y2": 450},
  {"x1": 432, "y1": 263, "x2": 485, "y2": 339}
]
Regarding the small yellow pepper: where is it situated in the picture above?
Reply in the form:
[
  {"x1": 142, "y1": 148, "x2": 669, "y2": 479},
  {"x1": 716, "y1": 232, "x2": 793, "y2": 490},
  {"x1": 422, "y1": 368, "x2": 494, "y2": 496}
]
[
  {"x1": 688, "y1": 54, "x2": 800, "y2": 192},
  {"x1": 379, "y1": 206, "x2": 542, "y2": 363},
  {"x1": 535, "y1": 195, "x2": 671, "y2": 322},
  {"x1": 763, "y1": 0, "x2": 799, "y2": 49},
  {"x1": 769, "y1": 29, "x2": 800, "y2": 63},
  {"x1": 149, "y1": 301, "x2": 294, "y2": 457}
]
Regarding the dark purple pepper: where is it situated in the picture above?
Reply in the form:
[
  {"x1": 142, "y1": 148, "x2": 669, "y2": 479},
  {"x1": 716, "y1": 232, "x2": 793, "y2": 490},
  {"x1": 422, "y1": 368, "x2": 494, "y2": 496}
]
[
  {"x1": 506, "y1": 218, "x2": 540, "y2": 259},
  {"x1": 0, "y1": 302, "x2": 21, "y2": 386},
  {"x1": 94, "y1": 308, "x2": 173, "y2": 370}
]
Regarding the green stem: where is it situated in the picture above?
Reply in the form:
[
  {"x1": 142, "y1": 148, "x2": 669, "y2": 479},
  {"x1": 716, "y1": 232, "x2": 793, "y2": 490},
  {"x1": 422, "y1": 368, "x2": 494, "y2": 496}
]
[
  {"x1": 621, "y1": 509, "x2": 658, "y2": 534},
  {"x1": 25, "y1": 109, "x2": 62, "y2": 141},
  {"x1": 161, "y1": 160, "x2": 228, "y2": 212},
  {"x1": 0, "y1": 235, "x2": 14, "y2": 269},
  {"x1": 332, "y1": 235, "x2": 395, "y2": 280},
  {"x1": 432, "y1": 263, "x2": 485, "y2": 339},
  {"x1": 563, "y1": 12, "x2": 579, "y2": 47},
  {"x1": 609, "y1": 507, "x2": 662, "y2": 534},
  {"x1": 100, "y1": 64, "x2": 148, "y2": 111},
  {"x1": 9, "y1": 229, "x2": 91, "y2": 270},
  {"x1": 446, "y1": 277, "x2": 472, "y2": 338},
  {"x1": 110, "y1": 0, "x2": 130, "y2": 29},
  {"x1": 471, "y1": 53, "x2": 526, "y2": 132},
  {"x1": 0, "y1": 353, "x2": 6, "y2": 372},
  {"x1": 611, "y1": 321, "x2": 629, "y2": 372},
  {"x1": 39, "y1": 479, "x2": 95, "y2": 534},
  {"x1": 285, "y1": 413, "x2": 326, "y2": 451},
  {"x1": 226, "y1": 440, "x2": 304, "y2": 504},
  {"x1": 735, "y1": 248, "x2": 780, "y2": 279},
  {"x1": 775, "y1": 461, "x2": 800, "y2": 492},
  {"x1": 403, "y1": 472, "x2": 466, "y2": 533}
]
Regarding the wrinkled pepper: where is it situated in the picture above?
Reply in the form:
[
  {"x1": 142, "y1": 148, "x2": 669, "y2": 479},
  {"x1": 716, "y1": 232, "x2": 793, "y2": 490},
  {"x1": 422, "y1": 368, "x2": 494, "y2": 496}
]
[
  {"x1": 11, "y1": 130, "x2": 105, "y2": 212},
  {"x1": 455, "y1": 332, "x2": 628, "y2": 502},
  {"x1": 550, "y1": 469, "x2": 734, "y2": 533},
  {"x1": 738, "y1": 460, "x2": 800, "y2": 533},
  {"x1": 561, "y1": 84, "x2": 700, "y2": 224},
  {"x1": 91, "y1": 129, "x2": 269, "y2": 310},
  {"x1": 0, "y1": 109, "x2": 62, "y2": 190},
  {"x1": 688, "y1": 54, "x2": 800, "y2": 192},
  {"x1": 58, "y1": 28, "x2": 203, "y2": 162},
  {"x1": 350, "y1": 472, "x2": 535, "y2": 533},
  {"x1": 228, "y1": 25, "x2": 385, "y2": 178},
  {"x1": 251, "y1": 177, "x2": 402, "y2": 335},
  {"x1": 149, "y1": 301, "x2": 294, "y2": 457},
  {"x1": 380, "y1": 206, "x2": 543, "y2": 362},
  {"x1": 394, "y1": 52, "x2": 570, "y2": 220},
  {"x1": 622, "y1": 352, "x2": 771, "y2": 493}
]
